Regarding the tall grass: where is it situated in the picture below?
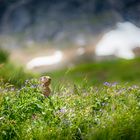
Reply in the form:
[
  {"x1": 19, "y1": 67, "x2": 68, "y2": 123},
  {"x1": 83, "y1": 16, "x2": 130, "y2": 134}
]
[
  {"x1": 0, "y1": 79, "x2": 140, "y2": 140},
  {"x1": 0, "y1": 63, "x2": 34, "y2": 87},
  {"x1": 0, "y1": 48, "x2": 34, "y2": 87},
  {"x1": 46, "y1": 58, "x2": 140, "y2": 87},
  {"x1": 0, "y1": 48, "x2": 140, "y2": 139},
  {"x1": 0, "y1": 48, "x2": 9, "y2": 63}
]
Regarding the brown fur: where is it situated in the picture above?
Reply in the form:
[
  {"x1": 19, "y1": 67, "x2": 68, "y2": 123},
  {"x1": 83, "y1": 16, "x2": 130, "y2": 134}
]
[{"x1": 40, "y1": 76, "x2": 51, "y2": 97}]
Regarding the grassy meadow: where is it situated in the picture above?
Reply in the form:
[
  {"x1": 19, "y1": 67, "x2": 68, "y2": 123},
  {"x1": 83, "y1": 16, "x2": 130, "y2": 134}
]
[
  {"x1": 47, "y1": 58, "x2": 140, "y2": 87},
  {"x1": 0, "y1": 49, "x2": 140, "y2": 140}
]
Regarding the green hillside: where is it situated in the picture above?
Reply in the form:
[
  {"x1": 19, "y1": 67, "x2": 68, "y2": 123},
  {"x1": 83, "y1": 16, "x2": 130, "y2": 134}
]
[
  {"x1": 0, "y1": 52, "x2": 140, "y2": 139},
  {"x1": 47, "y1": 58, "x2": 140, "y2": 87}
]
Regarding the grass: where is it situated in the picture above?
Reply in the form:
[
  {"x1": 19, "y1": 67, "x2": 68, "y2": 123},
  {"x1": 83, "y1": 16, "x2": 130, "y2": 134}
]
[
  {"x1": 46, "y1": 58, "x2": 140, "y2": 87},
  {"x1": 0, "y1": 48, "x2": 9, "y2": 63},
  {"x1": 0, "y1": 79, "x2": 140, "y2": 140},
  {"x1": 0, "y1": 48, "x2": 34, "y2": 87},
  {"x1": 0, "y1": 50, "x2": 140, "y2": 139},
  {"x1": 0, "y1": 62, "x2": 35, "y2": 87}
]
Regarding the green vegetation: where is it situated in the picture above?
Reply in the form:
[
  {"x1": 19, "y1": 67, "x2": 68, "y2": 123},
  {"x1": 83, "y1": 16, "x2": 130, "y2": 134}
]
[
  {"x1": 0, "y1": 48, "x2": 34, "y2": 87},
  {"x1": 0, "y1": 80, "x2": 140, "y2": 140},
  {"x1": 0, "y1": 49, "x2": 140, "y2": 139},
  {"x1": 0, "y1": 48, "x2": 9, "y2": 63},
  {"x1": 0, "y1": 63, "x2": 34, "y2": 87},
  {"x1": 47, "y1": 58, "x2": 140, "y2": 87}
]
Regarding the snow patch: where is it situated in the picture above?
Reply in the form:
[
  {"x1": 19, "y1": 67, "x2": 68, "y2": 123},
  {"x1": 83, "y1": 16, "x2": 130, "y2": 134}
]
[
  {"x1": 95, "y1": 22, "x2": 140, "y2": 59},
  {"x1": 26, "y1": 50, "x2": 63, "y2": 69}
]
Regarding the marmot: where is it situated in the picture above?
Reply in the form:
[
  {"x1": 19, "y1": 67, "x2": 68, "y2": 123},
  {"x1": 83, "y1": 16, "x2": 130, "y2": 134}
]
[{"x1": 40, "y1": 76, "x2": 51, "y2": 97}]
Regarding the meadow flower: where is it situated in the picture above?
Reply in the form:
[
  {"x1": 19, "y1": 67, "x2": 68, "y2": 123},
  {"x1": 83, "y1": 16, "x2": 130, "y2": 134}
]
[
  {"x1": 59, "y1": 108, "x2": 67, "y2": 113},
  {"x1": 104, "y1": 82, "x2": 118, "y2": 87},
  {"x1": 116, "y1": 88, "x2": 126, "y2": 95},
  {"x1": 103, "y1": 82, "x2": 111, "y2": 87},
  {"x1": 10, "y1": 87, "x2": 15, "y2": 91},
  {"x1": 111, "y1": 82, "x2": 118, "y2": 86},
  {"x1": 31, "y1": 85, "x2": 37, "y2": 88}
]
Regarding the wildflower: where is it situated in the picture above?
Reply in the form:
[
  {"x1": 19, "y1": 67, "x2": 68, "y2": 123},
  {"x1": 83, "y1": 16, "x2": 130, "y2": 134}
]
[
  {"x1": 31, "y1": 85, "x2": 37, "y2": 88},
  {"x1": 59, "y1": 108, "x2": 67, "y2": 113},
  {"x1": 112, "y1": 82, "x2": 118, "y2": 86},
  {"x1": 103, "y1": 82, "x2": 111, "y2": 87},
  {"x1": 10, "y1": 87, "x2": 15, "y2": 91},
  {"x1": 116, "y1": 88, "x2": 126, "y2": 95}
]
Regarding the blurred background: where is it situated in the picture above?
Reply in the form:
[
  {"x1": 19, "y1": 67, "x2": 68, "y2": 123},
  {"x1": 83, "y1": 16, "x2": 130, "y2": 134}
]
[{"x1": 0, "y1": 0, "x2": 140, "y2": 86}]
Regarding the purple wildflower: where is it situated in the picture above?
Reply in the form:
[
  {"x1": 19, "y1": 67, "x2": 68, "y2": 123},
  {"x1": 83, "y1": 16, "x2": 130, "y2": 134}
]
[
  {"x1": 117, "y1": 88, "x2": 126, "y2": 95},
  {"x1": 112, "y1": 82, "x2": 118, "y2": 86},
  {"x1": 103, "y1": 82, "x2": 111, "y2": 87},
  {"x1": 31, "y1": 84, "x2": 38, "y2": 88},
  {"x1": 59, "y1": 108, "x2": 67, "y2": 113},
  {"x1": 104, "y1": 82, "x2": 118, "y2": 87}
]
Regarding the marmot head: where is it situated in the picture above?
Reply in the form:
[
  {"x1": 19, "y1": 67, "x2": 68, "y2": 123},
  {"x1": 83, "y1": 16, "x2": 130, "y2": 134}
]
[{"x1": 40, "y1": 76, "x2": 51, "y2": 87}]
